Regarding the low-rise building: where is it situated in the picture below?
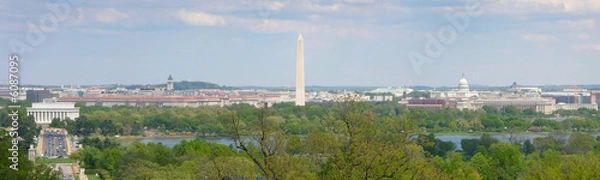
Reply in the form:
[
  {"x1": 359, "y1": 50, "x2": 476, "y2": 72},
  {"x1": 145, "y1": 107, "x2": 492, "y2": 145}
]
[
  {"x1": 406, "y1": 99, "x2": 453, "y2": 110},
  {"x1": 471, "y1": 98, "x2": 555, "y2": 115},
  {"x1": 554, "y1": 103, "x2": 598, "y2": 111}
]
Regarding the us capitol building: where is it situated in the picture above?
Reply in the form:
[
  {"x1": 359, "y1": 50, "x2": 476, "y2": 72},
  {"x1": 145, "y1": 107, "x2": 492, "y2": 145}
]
[{"x1": 429, "y1": 75, "x2": 480, "y2": 109}]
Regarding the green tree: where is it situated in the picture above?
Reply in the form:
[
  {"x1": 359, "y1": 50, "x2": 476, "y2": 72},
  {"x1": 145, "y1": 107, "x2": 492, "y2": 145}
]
[
  {"x1": 488, "y1": 142, "x2": 525, "y2": 180},
  {"x1": 225, "y1": 104, "x2": 313, "y2": 179},
  {"x1": 49, "y1": 118, "x2": 62, "y2": 128},
  {"x1": 75, "y1": 115, "x2": 98, "y2": 136},
  {"x1": 100, "y1": 119, "x2": 117, "y2": 136},
  {"x1": 567, "y1": 132, "x2": 597, "y2": 154},
  {"x1": 435, "y1": 153, "x2": 481, "y2": 180},
  {"x1": 521, "y1": 139, "x2": 535, "y2": 155},
  {"x1": 470, "y1": 152, "x2": 493, "y2": 179},
  {"x1": 418, "y1": 133, "x2": 456, "y2": 157},
  {"x1": 0, "y1": 129, "x2": 62, "y2": 180},
  {"x1": 522, "y1": 150, "x2": 562, "y2": 180},
  {"x1": 319, "y1": 96, "x2": 424, "y2": 179},
  {"x1": 501, "y1": 105, "x2": 522, "y2": 116}
]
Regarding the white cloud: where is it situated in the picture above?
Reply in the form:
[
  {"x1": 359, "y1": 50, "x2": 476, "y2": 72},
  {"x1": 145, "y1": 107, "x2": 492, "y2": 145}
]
[
  {"x1": 300, "y1": 1, "x2": 342, "y2": 12},
  {"x1": 95, "y1": 8, "x2": 129, "y2": 23},
  {"x1": 342, "y1": 0, "x2": 375, "y2": 3},
  {"x1": 573, "y1": 44, "x2": 600, "y2": 51},
  {"x1": 176, "y1": 9, "x2": 227, "y2": 26},
  {"x1": 240, "y1": 18, "x2": 331, "y2": 33},
  {"x1": 573, "y1": 33, "x2": 591, "y2": 40},
  {"x1": 258, "y1": 0, "x2": 286, "y2": 11},
  {"x1": 521, "y1": 33, "x2": 555, "y2": 42},
  {"x1": 307, "y1": 14, "x2": 322, "y2": 20},
  {"x1": 230, "y1": 37, "x2": 247, "y2": 44},
  {"x1": 66, "y1": 8, "x2": 86, "y2": 25},
  {"x1": 79, "y1": 28, "x2": 128, "y2": 36},
  {"x1": 255, "y1": 0, "x2": 291, "y2": 21},
  {"x1": 230, "y1": 17, "x2": 376, "y2": 38},
  {"x1": 557, "y1": 19, "x2": 595, "y2": 30},
  {"x1": 487, "y1": 0, "x2": 600, "y2": 14}
]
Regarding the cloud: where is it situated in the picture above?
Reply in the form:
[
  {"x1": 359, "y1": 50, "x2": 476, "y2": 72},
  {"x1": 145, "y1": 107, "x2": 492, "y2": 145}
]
[
  {"x1": 342, "y1": 0, "x2": 375, "y2": 3},
  {"x1": 176, "y1": 9, "x2": 227, "y2": 26},
  {"x1": 573, "y1": 33, "x2": 591, "y2": 40},
  {"x1": 79, "y1": 28, "x2": 129, "y2": 36},
  {"x1": 65, "y1": 8, "x2": 86, "y2": 25},
  {"x1": 227, "y1": 16, "x2": 376, "y2": 38},
  {"x1": 521, "y1": 33, "x2": 555, "y2": 42},
  {"x1": 307, "y1": 14, "x2": 322, "y2": 20},
  {"x1": 95, "y1": 8, "x2": 129, "y2": 23},
  {"x1": 255, "y1": 0, "x2": 291, "y2": 21},
  {"x1": 487, "y1": 0, "x2": 600, "y2": 14},
  {"x1": 557, "y1": 19, "x2": 595, "y2": 30},
  {"x1": 258, "y1": 0, "x2": 286, "y2": 11},
  {"x1": 573, "y1": 44, "x2": 600, "y2": 51},
  {"x1": 300, "y1": 1, "x2": 342, "y2": 12},
  {"x1": 230, "y1": 37, "x2": 247, "y2": 44},
  {"x1": 239, "y1": 18, "x2": 331, "y2": 33}
]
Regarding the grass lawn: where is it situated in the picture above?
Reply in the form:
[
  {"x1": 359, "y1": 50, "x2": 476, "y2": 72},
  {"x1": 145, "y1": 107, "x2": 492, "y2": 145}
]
[{"x1": 37, "y1": 158, "x2": 78, "y2": 164}]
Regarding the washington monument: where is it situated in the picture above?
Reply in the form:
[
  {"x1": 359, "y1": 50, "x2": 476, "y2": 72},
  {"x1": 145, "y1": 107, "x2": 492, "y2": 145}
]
[{"x1": 295, "y1": 34, "x2": 305, "y2": 106}]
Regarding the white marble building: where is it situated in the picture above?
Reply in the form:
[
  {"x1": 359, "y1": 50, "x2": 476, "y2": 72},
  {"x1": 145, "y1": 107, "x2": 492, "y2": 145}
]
[
  {"x1": 429, "y1": 75, "x2": 480, "y2": 109},
  {"x1": 430, "y1": 75, "x2": 480, "y2": 101},
  {"x1": 27, "y1": 98, "x2": 79, "y2": 124}
]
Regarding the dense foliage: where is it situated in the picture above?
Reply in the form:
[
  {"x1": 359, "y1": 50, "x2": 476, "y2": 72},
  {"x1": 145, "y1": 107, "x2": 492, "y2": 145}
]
[
  {"x1": 49, "y1": 99, "x2": 600, "y2": 138},
  {"x1": 0, "y1": 99, "x2": 41, "y2": 151},
  {"x1": 0, "y1": 129, "x2": 62, "y2": 179},
  {"x1": 5, "y1": 96, "x2": 600, "y2": 179},
  {"x1": 63, "y1": 97, "x2": 600, "y2": 179}
]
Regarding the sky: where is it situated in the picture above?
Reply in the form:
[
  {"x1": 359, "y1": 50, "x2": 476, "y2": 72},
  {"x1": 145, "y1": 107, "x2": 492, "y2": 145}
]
[{"x1": 0, "y1": 0, "x2": 598, "y2": 87}]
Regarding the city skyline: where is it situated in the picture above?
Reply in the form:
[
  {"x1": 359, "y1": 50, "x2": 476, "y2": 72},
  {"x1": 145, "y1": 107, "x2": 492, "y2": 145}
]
[{"x1": 0, "y1": 1, "x2": 599, "y2": 87}]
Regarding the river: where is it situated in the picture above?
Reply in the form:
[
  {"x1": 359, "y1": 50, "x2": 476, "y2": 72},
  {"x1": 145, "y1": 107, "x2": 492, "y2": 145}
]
[{"x1": 117, "y1": 133, "x2": 600, "y2": 151}]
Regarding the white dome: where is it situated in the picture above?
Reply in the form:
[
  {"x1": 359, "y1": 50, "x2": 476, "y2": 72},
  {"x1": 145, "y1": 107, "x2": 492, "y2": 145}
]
[
  {"x1": 459, "y1": 78, "x2": 468, "y2": 85},
  {"x1": 458, "y1": 75, "x2": 469, "y2": 92}
]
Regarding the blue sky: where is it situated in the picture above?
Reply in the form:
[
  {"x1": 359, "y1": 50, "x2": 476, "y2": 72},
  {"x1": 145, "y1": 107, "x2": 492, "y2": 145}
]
[{"x1": 0, "y1": 0, "x2": 598, "y2": 87}]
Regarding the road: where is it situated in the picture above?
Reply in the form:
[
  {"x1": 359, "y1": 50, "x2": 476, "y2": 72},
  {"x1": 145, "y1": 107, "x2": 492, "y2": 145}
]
[
  {"x1": 55, "y1": 163, "x2": 75, "y2": 180},
  {"x1": 42, "y1": 128, "x2": 68, "y2": 158}
]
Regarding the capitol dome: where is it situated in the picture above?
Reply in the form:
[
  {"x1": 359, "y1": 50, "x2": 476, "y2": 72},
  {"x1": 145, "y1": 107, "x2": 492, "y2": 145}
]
[{"x1": 458, "y1": 74, "x2": 469, "y2": 92}]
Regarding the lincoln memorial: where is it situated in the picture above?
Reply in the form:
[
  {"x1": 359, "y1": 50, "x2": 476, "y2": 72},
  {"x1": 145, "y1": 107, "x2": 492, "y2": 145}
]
[{"x1": 26, "y1": 98, "x2": 80, "y2": 124}]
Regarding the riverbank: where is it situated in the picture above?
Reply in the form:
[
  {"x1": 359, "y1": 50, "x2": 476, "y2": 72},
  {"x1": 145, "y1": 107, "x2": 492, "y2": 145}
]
[
  {"x1": 433, "y1": 131, "x2": 552, "y2": 135},
  {"x1": 110, "y1": 131, "x2": 595, "y2": 140},
  {"x1": 109, "y1": 131, "x2": 600, "y2": 151}
]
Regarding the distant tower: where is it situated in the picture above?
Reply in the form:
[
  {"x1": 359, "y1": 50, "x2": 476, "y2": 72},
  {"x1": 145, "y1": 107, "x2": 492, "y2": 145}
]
[
  {"x1": 295, "y1": 34, "x2": 305, "y2": 106},
  {"x1": 167, "y1": 75, "x2": 174, "y2": 91}
]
